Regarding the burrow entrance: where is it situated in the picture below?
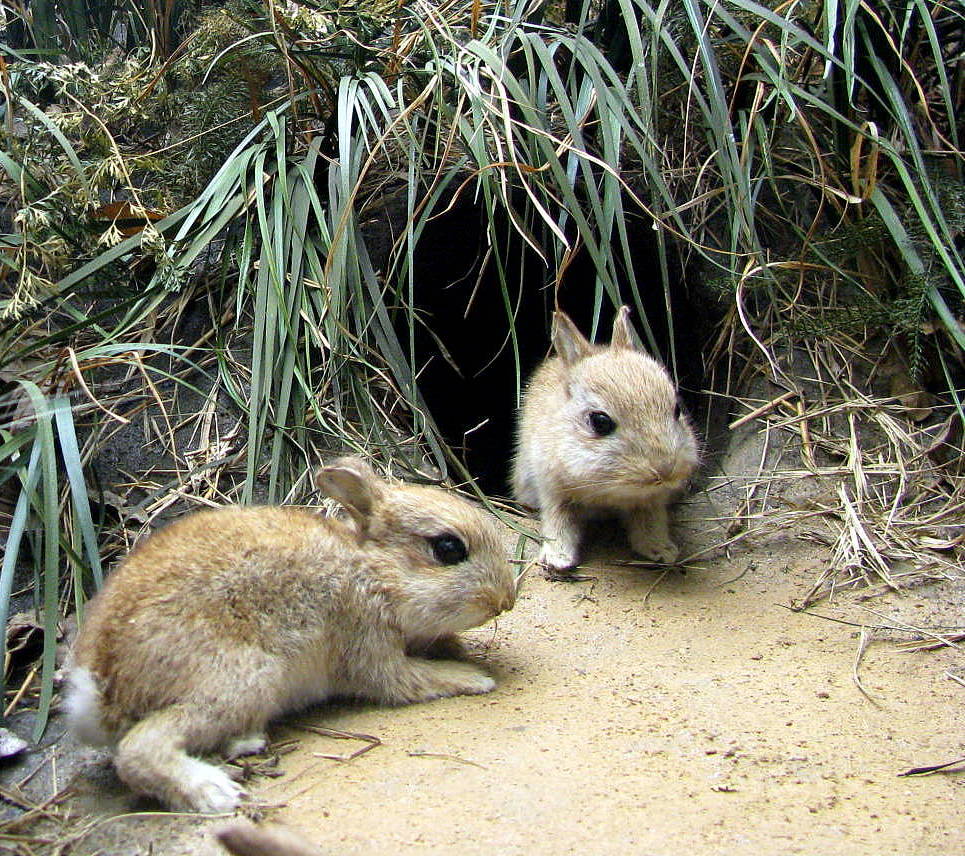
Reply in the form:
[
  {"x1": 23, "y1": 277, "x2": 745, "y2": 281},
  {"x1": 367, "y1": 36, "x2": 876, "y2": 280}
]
[{"x1": 408, "y1": 197, "x2": 729, "y2": 496}]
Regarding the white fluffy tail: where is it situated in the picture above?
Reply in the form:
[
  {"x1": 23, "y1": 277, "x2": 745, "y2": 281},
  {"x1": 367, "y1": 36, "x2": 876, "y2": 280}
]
[{"x1": 64, "y1": 667, "x2": 112, "y2": 746}]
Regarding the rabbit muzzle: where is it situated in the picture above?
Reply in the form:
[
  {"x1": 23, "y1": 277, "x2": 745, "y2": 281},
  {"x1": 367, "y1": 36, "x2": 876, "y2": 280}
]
[{"x1": 475, "y1": 585, "x2": 516, "y2": 619}]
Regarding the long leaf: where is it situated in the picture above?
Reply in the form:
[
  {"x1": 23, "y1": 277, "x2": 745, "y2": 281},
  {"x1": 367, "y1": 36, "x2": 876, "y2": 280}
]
[
  {"x1": 16, "y1": 381, "x2": 59, "y2": 740},
  {"x1": 53, "y1": 396, "x2": 103, "y2": 589}
]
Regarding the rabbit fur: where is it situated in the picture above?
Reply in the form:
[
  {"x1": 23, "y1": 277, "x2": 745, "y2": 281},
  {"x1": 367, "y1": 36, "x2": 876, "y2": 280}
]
[
  {"x1": 65, "y1": 457, "x2": 517, "y2": 813},
  {"x1": 513, "y1": 306, "x2": 698, "y2": 571}
]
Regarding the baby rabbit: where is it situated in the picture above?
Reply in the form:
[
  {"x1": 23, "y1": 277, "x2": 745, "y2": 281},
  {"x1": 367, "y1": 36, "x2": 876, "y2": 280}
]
[
  {"x1": 513, "y1": 306, "x2": 698, "y2": 571},
  {"x1": 65, "y1": 457, "x2": 517, "y2": 813}
]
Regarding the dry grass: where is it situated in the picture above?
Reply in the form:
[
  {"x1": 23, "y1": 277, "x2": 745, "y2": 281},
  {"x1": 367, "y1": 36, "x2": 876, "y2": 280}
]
[
  {"x1": 0, "y1": 735, "x2": 301, "y2": 856},
  {"x1": 701, "y1": 286, "x2": 965, "y2": 610},
  {"x1": 0, "y1": 784, "x2": 80, "y2": 856}
]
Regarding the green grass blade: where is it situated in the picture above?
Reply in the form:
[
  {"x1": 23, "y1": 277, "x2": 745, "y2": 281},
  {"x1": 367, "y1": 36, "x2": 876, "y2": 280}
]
[
  {"x1": 0, "y1": 436, "x2": 42, "y2": 704},
  {"x1": 53, "y1": 396, "x2": 103, "y2": 589},
  {"x1": 16, "y1": 96, "x2": 87, "y2": 184},
  {"x1": 17, "y1": 381, "x2": 60, "y2": 740}
]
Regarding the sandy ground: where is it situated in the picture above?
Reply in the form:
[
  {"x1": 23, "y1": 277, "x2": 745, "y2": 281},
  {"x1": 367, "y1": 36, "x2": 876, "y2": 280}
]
[{"x1": 38, "y1": 496, "x2": 963, "y2": 856}]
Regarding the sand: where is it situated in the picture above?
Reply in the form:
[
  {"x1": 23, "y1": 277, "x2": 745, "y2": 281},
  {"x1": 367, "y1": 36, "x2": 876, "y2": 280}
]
[{"x1": 51, "y1": 502, "x2": 963, "y2": 856}]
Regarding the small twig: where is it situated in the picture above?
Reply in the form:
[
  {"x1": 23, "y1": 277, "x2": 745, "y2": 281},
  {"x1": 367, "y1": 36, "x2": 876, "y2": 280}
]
[
  {"x1": 728, "y1": 390, "x2": 796, "y2": 430},
  {"x1": 945, "y1": 671, "x2": 965, "y2": 688},
  {"x1": 796, "y1": 397, "x2": 815, "y2": 467},
  {"x1": 0, "y1": 786, "x2": 74, "y2": 833},
  {"x1": 294, "y1": 725, "x2": 381, "y2": 762},
  {"x1": 134, "y1": 350, "x2": 181, "y2": 472},
  {"x1": 778, "y1": 605, "x2": 964, "y2": 645},
  {"x1": 641, "y1": 567, "x2": 672, "y2": 607},
  {"x1": 3, "y1": 664, "x2": 39, "y2": 717},
  {"x1": 16, "y1": 754, "x2": 53, "y2": 791},
  {"x1": 677, "y1": 524, "x2": 769, "y2": 563},
  {"x1": 858, "y1": 606, "x2": 964, "y2": 652},
  {"x1": 897, "y1": 757, "x2": 965, "y2": 777},
  {"x1": 407, "y1": 751, "x2": 487, "y2": 770},
  {"x1": 717, "y1": 562, "x2": 756, "y2": 588},
  {"x1": 0, "y1": 785, "x2": 35, "y2": 811},
  {"x1": 895, "y1": 633, "x2": 965, "y2": 653},
  {"x1": 544, "y1": 568, "x2": 596, "y2": 582},
  {"x1": 67, "y1": 347, "x2": 131, "y2": 424},
  {"x1": 574, "y1": 580, "x2": 599, "y2": 606},
  {"x1": 852, "y1": 627, "x2": 881, "y2": 707}
]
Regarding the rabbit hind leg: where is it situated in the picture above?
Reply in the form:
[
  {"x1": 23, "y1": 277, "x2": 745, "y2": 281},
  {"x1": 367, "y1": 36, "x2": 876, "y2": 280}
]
[{"x1": 114, "y1": 704, "x2": 247, "y2": 813}]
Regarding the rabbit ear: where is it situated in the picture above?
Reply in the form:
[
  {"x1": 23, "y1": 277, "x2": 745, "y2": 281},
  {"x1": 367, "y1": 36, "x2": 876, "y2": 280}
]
[
  {"x1": 552, "y1": 310, "x2": 592, "y2": 365},
  {"x1": 610, "y1": 305, "x2": 636, "y2": 349},
  {"x1": 314, "y1": 457, "x2": 383, "y2": 530}
]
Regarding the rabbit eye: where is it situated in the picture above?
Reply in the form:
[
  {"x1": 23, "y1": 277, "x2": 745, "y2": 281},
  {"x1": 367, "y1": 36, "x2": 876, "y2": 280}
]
[
  {"x1": 673, "y1": 401, "x2": 682, "y2": 420},
  {"x1": 429, "y1": 533, "x2": 468, "y2": 565},
  {"x1": 588, "y1": 410, "x2": 616, "y2": 437}
]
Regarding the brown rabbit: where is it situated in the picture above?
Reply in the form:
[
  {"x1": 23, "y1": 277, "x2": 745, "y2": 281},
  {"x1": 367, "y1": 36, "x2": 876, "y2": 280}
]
[
  {"x1": 65, "y1": 457, "x2": 517, "y2": 813},
  {"x1": 513, "y1": 307, "x2": 698, "y2": 571}
]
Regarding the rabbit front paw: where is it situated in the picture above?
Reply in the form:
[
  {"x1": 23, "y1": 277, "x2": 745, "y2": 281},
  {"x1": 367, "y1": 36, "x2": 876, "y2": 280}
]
[
  {"x1": 427, "y1": 661, "x2": 496, "y2": 697},
  {"x1": 629, "y1": 532, "x2": 679, "y2": 564},
  {"x1": 626, "y1": 505, "x2": 679, "y2": 564},
  {"x1": 406, "y1": 657, "x2": 496, "y2": 701},
  {"x1": 224, "y1": 732, "x2": 268, "y2": 760},
  {"x1": 539, "y1": 540, "x2": 580, "y2": 573},
  {"x1": 456, "y1": 668, "x2": 497, "y2": 696},
  {"x1": 538, "y1": 503, "x2": 582, "y2": 572}
]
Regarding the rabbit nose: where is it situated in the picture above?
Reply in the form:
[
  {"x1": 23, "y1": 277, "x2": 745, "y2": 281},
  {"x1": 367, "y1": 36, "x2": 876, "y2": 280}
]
[{"x1": 495, "y1": 588, "x2": 516, "y2": 614}]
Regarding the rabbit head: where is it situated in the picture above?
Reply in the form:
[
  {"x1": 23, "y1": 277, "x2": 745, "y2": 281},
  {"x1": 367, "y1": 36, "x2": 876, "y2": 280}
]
[
  {"x1": 547, "y1": 307, "x2": 698, "y2": 508},
  {"x1": 315, "y1": 457, "x2": 517, "y2": 644}
]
